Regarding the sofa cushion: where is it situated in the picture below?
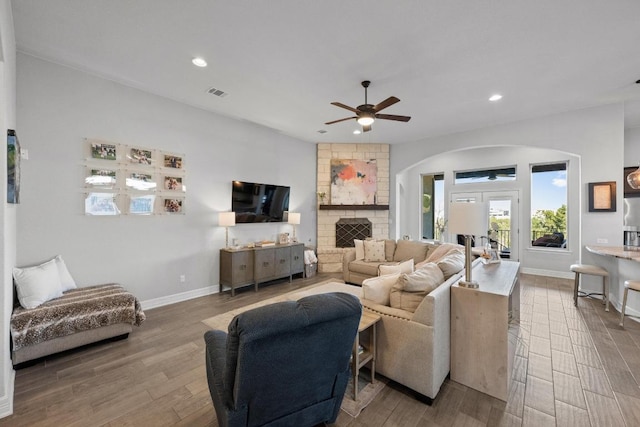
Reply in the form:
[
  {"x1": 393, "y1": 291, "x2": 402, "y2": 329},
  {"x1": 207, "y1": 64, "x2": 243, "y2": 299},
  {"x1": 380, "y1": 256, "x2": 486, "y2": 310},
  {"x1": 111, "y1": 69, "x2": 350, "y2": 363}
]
[
  {"x1": 436, "y1": 250, "x2": 465, "y2": 279},
  {"x1": 364, "y1": 240, "x2": 386, "y2": 262},
  {"x1": 384, "y1": 239, "x2": 396, "y2": 261},
  {"x1": 349, "y1": 260, "x2": 396, "y2": 277},
  {"x1": 390, "y1": 263, "x2": 444, "y2": 313},
  {"x1": 362, "y1": 273, "x2": 401, "y2": 306},
  {"x1": 393, "y1": 240, "x2": 430, "y2": 264},
  {"x1": 354, "y1": 239, "x2": 365, "y2": 260},
  {"x1": 423, "y1": 243, "x2": 465, "y2": 264},
  {"x1": 378, "y1": 259, "x2": 414, "y2": 276}
]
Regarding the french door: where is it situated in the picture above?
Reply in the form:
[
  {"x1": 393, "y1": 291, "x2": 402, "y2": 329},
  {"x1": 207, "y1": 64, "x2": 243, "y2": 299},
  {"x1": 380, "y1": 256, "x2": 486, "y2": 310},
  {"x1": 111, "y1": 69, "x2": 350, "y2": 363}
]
[{"x1": 450, "y1": 191, "x2": 520, "y2": 261}]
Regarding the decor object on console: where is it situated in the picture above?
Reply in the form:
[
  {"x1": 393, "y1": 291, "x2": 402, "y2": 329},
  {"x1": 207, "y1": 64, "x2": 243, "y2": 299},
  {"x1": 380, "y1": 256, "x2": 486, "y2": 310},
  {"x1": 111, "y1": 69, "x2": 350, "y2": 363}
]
[
  {"x1": 287, "y1": 212, "x2": 301, "y2": 242},
  {"x1": 219, "y1": 211, "x2": 236, "y2": 248},
  {"x1": 204, "y1": 292, "x2": 361, "y2": 427},
  {"x1": 448, "y1": 202, "x2": 488, "y2": 288}
]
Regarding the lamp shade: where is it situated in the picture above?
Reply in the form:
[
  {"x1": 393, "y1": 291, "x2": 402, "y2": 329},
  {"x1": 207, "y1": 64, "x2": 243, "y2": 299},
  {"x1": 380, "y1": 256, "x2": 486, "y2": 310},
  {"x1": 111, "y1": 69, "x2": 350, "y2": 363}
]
[
  {"x1": 219, "y1": 212, "x2": 236, "y2": 227},
  {"x1": 287, "y1": 212, "x2": 301, "y2": 225},
  {"x1": 448, "y1": 202, "x2": 487, "y2": 236}
]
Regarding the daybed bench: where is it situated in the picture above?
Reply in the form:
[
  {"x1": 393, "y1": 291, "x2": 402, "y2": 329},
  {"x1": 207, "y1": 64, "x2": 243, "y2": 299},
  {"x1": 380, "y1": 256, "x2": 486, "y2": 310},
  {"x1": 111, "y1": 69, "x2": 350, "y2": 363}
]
[{"x1": 11, "y1": 283, "x2": 145, "y2": 366}]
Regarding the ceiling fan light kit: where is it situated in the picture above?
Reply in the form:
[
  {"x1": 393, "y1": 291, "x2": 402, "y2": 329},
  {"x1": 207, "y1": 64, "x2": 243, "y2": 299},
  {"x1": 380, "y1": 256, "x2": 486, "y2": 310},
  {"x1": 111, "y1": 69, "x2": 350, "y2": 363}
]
[{"x1": 326, "y1": 80, "x2": 411, "y2": 132}]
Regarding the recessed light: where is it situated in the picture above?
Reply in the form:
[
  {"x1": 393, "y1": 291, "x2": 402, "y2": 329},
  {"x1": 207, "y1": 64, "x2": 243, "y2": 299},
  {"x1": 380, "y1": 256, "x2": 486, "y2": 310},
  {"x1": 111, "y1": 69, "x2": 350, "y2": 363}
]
[
  {"x1": 192, "y1": 57, "x2": 207, "y2": 67},
  {"x1": 353, "y1": 130, "x2": 362, "y2": 135},
  {"x1": 489, "y1": 94, "x2": 503, "y2": 102}
]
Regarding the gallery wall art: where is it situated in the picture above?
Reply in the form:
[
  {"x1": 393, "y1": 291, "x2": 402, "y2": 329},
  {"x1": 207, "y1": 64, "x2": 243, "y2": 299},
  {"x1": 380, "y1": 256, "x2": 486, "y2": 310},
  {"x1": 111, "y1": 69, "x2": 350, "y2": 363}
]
[
  {"x1": 330, "y1": 159, "x2": 377, "y2": 205},
  {"x1": 7, "y1": 130, "x2": 20, "y2": 204},
  {"x1": 83, "y1": 138, "x2": 185, "y2": 215}
]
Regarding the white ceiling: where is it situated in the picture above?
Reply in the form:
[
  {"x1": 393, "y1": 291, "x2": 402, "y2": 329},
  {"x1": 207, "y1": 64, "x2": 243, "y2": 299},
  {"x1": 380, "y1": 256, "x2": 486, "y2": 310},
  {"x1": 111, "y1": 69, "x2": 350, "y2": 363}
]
[{"x1": 11, "y1": 1, "x2": 640, "y2": 144}]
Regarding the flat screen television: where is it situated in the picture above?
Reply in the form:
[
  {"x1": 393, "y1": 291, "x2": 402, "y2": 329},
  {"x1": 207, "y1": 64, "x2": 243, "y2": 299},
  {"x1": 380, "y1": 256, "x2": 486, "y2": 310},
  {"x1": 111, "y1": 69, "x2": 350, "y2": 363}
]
[{"x1": 232, "y1": 181, "x2": 290, "y2": 223}]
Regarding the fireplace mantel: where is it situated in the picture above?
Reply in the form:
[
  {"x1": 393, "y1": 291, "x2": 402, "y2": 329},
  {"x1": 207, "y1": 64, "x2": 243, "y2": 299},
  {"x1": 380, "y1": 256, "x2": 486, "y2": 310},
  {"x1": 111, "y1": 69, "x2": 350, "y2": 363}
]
[{"x1": 319, "y1": 204, "x2": 389, "y2": 211}]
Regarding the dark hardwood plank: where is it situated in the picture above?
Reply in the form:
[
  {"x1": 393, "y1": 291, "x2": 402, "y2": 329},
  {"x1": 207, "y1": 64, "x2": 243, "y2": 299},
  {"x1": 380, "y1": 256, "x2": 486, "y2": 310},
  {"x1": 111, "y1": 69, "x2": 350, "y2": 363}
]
[{"x1": 2, "y1": 272, "x2": 640, "y2": 427}]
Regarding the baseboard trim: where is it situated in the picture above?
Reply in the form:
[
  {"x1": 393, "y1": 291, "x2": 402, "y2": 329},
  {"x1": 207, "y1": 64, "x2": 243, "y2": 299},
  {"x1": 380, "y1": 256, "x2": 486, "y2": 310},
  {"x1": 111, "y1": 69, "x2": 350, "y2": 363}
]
[
  {"x1": 140, "y1": 286, "x2": 219, "y2": 310},
  {"x1": 0, "y1": 369, "x2": 15, "y2": 419},
  {"x1": 520, "y1": 268, "x2": 574, "y2": 280}
]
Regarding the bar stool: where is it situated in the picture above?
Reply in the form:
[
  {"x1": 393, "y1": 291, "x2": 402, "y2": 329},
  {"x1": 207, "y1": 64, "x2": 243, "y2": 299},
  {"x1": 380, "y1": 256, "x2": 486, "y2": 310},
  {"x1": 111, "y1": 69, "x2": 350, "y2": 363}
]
[
  {"x1": 619, "y1": 280, "x2": 640, "y2": 327},
  {"x1": 570, "y1": 263, "x2": 609, "y2": 311}
]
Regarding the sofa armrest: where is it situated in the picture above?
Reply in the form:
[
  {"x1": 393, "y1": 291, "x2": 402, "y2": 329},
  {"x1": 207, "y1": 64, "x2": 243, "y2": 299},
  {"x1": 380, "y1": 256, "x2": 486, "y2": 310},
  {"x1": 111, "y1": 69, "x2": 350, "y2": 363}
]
[
  {"x1": 361, "y1": 300, "x2": 413, "y2": 321},
  {"x1": 342, "y1": 249, "x2": 356, "y2": 282}
]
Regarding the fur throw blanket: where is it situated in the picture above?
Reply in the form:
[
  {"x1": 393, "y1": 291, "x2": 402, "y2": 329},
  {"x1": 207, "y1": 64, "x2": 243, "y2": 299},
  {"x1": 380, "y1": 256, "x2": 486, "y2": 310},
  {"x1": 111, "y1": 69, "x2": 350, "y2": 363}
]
[{"x1": 11, "y1": 283, "x2": 145, "y2": 351}]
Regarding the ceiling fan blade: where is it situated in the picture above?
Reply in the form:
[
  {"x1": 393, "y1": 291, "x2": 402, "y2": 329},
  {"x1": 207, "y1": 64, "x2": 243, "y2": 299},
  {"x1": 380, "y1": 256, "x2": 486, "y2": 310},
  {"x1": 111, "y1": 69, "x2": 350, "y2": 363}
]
[
  {"x1": 325, "y1": 116, "x2": 356, "y2": 125},
  {"x1": 373, "y1": 96, "x2": 400, "y2": 112},
  {"x1": 330, "y1": 102, "x2": 359, "y2": 114},
  {"x1": 362, "y1": 124, "x2": 372, "y2": 132},
  {"x1": 375, "y1": 113, "x2": 411, "y2": 122}
]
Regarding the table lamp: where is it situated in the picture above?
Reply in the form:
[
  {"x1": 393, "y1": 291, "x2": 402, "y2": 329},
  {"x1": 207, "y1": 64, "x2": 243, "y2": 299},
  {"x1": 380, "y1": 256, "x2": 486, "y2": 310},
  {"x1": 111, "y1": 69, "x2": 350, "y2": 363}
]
[
  {"x1": 288, "y1": 212, "x2": 301, "y2": 242},
  {"x1": 448, "y1": 202, "x2": 487, "y2": 288},
  {"x1": 219, "y1": 212, "x2": 236, "y2": 248}
]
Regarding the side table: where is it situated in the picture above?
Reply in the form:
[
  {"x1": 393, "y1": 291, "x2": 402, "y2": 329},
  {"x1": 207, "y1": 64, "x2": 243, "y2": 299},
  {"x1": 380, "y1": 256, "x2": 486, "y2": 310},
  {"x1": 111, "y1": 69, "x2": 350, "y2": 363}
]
[{"x1": 352, "y1": 310, "x2": 380, "y2": 400}]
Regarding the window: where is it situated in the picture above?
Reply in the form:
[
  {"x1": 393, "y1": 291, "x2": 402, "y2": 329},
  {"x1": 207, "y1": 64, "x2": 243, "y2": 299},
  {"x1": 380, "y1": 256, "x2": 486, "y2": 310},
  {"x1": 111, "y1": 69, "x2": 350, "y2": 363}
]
[
  {"x1": 530, "y1": 163, "x2": 567, "y2": 249},
  {"x1": 455, "y1": 167, "x2": 516, "y2": 184},
  {"x1": 422, "y1": 174, "x2": 444, "y2": 240}
]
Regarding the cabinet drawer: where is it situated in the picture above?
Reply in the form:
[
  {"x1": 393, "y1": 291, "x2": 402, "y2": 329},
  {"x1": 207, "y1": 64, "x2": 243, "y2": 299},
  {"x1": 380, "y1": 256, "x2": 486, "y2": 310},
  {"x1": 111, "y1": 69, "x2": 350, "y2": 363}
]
[
  {"x1": 275, "y1": 247, "x2": 291, "y2": 277},
  {"x1": 254, "y1": 249, "x2": 276, "y2": 281},
  {"x1": 291, "y1": 244, "x2": 304, "y2": 274}
]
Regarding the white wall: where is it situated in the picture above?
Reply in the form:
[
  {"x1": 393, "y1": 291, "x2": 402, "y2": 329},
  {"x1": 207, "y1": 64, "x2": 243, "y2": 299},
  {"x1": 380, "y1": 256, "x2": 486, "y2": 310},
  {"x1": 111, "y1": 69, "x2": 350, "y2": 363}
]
[
  {"x1": 16, "y1": 53, "x2": 317, "y2": 306},
  {"x1": 391, "y1": 103, "x2": 625, "y2": 282},
  {"x1": 0, "y1": 0, "x2": 16, "y2": 418},
  {"x1": 626, "y1": 126, "x2": 640, "y2": 165}
]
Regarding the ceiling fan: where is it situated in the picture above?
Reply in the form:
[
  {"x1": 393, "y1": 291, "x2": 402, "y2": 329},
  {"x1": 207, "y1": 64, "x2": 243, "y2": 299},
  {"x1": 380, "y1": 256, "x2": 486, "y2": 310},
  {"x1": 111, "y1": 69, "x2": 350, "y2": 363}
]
[{"x1": 325, "y1": 80, "x2": 411, "y2": 132}]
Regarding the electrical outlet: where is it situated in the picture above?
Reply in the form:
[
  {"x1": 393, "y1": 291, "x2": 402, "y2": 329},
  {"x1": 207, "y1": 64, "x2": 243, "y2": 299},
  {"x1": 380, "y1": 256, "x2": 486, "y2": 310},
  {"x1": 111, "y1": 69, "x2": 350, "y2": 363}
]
[
  {"x1": 179, "y1": 274, "x2": 186, "y2": 283},
  {"x1": 596, "y1": 238, "x2": 608, "y2": 244}
]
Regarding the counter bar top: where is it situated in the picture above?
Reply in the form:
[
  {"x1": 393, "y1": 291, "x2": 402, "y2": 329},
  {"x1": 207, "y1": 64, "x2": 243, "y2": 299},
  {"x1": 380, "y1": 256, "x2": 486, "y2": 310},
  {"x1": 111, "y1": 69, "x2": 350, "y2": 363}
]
[{"x1": 585, "y1": 245, "x2": 640, "y2": 262}]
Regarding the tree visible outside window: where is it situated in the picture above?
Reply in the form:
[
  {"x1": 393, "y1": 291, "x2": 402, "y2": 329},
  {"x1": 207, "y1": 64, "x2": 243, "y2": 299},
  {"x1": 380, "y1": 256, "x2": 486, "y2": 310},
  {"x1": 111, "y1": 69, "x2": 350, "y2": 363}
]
[
  {"x1": 422, "y1": 174, "x2": 444, "y2": 240},
  {"x1": 531, "y1": 163, "x2": 568, "y2": 248}
]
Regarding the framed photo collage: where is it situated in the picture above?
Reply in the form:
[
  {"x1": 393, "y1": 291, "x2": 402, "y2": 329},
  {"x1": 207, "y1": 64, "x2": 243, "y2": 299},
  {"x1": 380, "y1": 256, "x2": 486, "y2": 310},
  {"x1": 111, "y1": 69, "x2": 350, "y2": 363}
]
[{"x1": 83, "y1": 139, "x2": 185, "y2": 216}]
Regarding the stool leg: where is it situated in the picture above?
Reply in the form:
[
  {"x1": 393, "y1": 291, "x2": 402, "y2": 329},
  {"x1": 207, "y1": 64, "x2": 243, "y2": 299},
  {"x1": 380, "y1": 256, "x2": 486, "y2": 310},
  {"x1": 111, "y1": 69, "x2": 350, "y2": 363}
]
[
  {"x1": 573, "y1": 272, "x2": 580, "y2": 307},
  {"x1": 620, "y1": 287, "x2": 629, "y2": 327},
  {"x1": 604, "y1": 276, "x2": 609, "y2": 312}
]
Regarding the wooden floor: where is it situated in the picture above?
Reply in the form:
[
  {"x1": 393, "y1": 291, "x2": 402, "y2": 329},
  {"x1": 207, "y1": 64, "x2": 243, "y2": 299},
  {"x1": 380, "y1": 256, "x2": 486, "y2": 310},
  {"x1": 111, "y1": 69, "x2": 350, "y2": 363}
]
[{"x1": 2, "y1": 273, "x2": 640, "y2": 426}]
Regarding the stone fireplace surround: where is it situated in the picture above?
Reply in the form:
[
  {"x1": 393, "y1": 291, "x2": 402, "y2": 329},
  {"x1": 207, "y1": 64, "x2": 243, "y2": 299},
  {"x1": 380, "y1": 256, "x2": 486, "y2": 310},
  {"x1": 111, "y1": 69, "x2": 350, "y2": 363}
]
[{"x1": 316, "y1": 143, "x2": 390, "y2": 273}]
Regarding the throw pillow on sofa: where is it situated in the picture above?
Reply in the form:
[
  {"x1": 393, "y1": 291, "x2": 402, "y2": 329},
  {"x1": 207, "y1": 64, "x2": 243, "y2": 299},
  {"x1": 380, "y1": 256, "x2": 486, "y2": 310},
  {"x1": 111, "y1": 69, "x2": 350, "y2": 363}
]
[
  {"x1": 354, "y1": 239, "x2": 365, "y2": 260},
  {"x1": 436, "y1": 250, "x2": 465, "y2": 279},
  {"x1": 378, "y1": 259, "x2": 414, "y2": 276},
  {"x1": 423, "y1": 243, "x2": 465, "y2": 264},
  {"x1": 364, "y1": 240, "x2": 386, "y2": 262},
  {"x1": 362, "y1": 272, "x2": 401, "y2": 306},
  {"x1": 390, "y1": 263, "x2": 444, "y2": 313},
  {"x1": 393, "y1": 240, "x2": 430, "y2": 264}
]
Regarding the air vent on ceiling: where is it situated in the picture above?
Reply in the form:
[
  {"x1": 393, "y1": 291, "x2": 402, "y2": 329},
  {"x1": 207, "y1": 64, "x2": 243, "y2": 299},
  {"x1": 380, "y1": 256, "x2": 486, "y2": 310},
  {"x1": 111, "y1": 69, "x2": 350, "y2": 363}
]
[{"x1": 207, "y1": 87, "x2": 228, "y2": 97}]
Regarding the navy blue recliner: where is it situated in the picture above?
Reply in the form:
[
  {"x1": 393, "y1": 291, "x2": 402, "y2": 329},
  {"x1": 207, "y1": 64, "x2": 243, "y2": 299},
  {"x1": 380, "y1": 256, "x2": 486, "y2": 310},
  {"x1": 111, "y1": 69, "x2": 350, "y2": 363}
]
[{"x1": 204, "y1": 292, "x2": 362, "y2": 427}]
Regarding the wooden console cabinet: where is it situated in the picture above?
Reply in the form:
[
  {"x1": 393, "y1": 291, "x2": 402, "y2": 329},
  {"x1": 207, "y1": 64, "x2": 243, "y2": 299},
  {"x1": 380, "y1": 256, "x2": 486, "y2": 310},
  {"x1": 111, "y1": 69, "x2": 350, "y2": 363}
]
[
  {"x1": 220, "y1": 243, "x2": 304, "y2": 296},
  {"x1": 451, "y1": 260, "x2": 520, "y2": 401}
]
